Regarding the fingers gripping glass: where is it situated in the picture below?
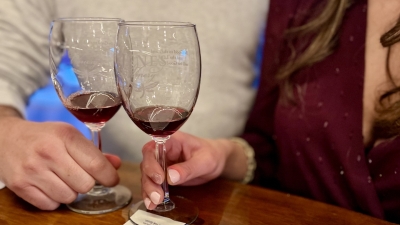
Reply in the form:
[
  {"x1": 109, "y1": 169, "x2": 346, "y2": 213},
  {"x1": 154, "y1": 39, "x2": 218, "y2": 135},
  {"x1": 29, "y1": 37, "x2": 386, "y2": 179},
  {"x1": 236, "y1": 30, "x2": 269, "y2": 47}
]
[
  {"x1": 49, "y1": 17, "x2": 132, "y2": 214},
  {"x1": 115, "y1": 21, "x2": 201, "y2": 224}
]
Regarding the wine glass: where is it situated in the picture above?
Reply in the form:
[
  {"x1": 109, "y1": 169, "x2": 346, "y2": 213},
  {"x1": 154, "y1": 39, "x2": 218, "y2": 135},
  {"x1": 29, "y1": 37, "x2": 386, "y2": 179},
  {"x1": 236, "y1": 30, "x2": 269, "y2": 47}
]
[
  {"x1": 49, "y1": 17, "x2": 132, "y2": 214},
  {"x1": 114, "y1": 21, "x2": 201, "y2": 223}
]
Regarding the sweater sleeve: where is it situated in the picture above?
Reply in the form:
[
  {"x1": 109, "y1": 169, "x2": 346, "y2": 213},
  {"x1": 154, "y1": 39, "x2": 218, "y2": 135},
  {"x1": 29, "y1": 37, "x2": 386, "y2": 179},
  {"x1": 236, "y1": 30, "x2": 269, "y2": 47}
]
[
  {"x1": 240, "y1": 4, "x2": 278, "y2": 189},
  {"x1": 240, "y1": 0, "x2": 296, "y2": 189},
  {"x1": 0, "y1": 0, "x2": 56, "y2": 117}
]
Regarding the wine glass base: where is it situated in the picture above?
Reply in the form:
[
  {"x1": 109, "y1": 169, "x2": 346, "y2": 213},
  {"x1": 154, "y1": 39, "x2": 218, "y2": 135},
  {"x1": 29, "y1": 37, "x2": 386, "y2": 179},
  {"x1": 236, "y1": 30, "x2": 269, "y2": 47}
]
[
  {"x1": 128, "y1": 196, "x2": 198, "y2": 224},
  {"x1": 67, "y1": 184, "x2": 132, "y2": 215}
]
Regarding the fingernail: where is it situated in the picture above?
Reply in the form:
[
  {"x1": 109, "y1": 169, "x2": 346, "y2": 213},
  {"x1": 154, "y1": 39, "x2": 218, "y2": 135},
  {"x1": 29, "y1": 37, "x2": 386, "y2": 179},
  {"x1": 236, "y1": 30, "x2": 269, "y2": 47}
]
[
  {"x1": 150, "y1": 192, "x2": 160, "y2": 204},
  {"x1": 144, "y1": 198, "x2": 151, "y2": 209},
  {"x1": 168, "y1": 169, "x2": 180, "y2": 183},
  {"x1": 152, "y1": 173, "x2": 162, "y2": 184}
]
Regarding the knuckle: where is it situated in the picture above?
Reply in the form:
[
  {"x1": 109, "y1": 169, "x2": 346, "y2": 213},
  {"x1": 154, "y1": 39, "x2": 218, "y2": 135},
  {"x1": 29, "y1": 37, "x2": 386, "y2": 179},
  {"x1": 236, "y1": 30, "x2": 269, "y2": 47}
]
[
  {"x1": 141, "y1": 174, "x2": 149, "y2": 185},
  {"x1": 63, "y1": 192, "x2": 78, "y2": 204},
  {"x1": 142, "y1": 142, "x2": 154, "y2": 154},
  {"x1": 141, "y1": 189, "x2": 148, "y2": 199},
  {"x1": 179, "y1": 165, "x2": 193, "y2": 180},
  {"x1": 141, "y1": 177, "x2": 153, "y2": 189},
  {"x1": 34, "y1": 143, "x2": 57, "y2": 161},
  {"x1": 206, "y1": 159, "x2": 218, "y2": 170},
  {"x1": 88, "y1": 158, "x2": 107, "y2": 174},
  {"x1": 7, "y1": 178, "x2": 29, "y2": 192},
  {"x1": 101, "y1": 175, "x2": 119, "y2": 187},
  {"x1": 30, "y1": 136, "x2": 64, "y2": 162},
  {"x1": 141, "y1": 161, "x2": 151, "y2": 172},
  {"x1": 109, "y1": 175, "x2": 119, "y2": 186},
  {"x1": 37, "y1": 201, "x2": 60, "y2": 211},
  {"x1": 21, "y1": 159, "x2": 40, "y2": 175},
  {"x1": 140, "y1": 162, "x2": 144, "y2": 170},
  {"x1": 54, "y1": 123, "x2": 77, "y2": 141},
  {"x1": 11, "y1": 184, "x2": 60, "y2": 211},
  {"x1": 141, "y1": 176, "x2": 150, "y2": 188},
  {"x1": 78, "y1": 179, "x2": 95, "y2": 194}
]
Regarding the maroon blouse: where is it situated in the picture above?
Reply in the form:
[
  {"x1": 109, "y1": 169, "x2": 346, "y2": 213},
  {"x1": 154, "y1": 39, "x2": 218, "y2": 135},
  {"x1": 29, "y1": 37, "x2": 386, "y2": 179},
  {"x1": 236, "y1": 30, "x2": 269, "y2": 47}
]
[{"x1": 242, "y1": 0, "x2": 400, "y2": 222}]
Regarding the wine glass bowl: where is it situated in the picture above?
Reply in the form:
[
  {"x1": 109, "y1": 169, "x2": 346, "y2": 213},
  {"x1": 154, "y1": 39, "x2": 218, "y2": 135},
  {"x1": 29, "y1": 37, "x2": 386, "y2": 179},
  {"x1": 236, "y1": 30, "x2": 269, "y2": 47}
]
[
  {"x1": 115, "y1": 21, "x2": 201, "y2": 223},
  {"x1": 64, "y1": 91, "x2": 121, "y2": 124},
  {"x1": 49, "y1": 17, "x2": 132, "y2": 214}
]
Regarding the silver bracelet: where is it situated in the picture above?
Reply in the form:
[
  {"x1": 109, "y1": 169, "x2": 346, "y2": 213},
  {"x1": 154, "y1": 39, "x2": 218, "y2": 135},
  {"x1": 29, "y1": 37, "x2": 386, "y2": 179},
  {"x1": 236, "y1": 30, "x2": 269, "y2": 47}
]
[{"x1": 230, "y1": 137, "x2": 257, "y2": 184}]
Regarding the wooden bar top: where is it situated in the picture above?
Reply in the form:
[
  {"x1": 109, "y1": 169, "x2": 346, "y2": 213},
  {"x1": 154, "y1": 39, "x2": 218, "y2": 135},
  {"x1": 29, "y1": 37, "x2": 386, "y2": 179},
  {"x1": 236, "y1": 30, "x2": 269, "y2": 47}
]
[{"x1": 0, "y1": 162, "x2": 395, "y2": 225}]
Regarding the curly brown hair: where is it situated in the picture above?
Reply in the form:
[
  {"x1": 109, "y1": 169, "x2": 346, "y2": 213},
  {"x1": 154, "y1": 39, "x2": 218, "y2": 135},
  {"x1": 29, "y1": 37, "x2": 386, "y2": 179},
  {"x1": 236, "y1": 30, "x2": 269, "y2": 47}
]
[{"x1": 278, "y1": 0, "x2": 400, "y2": 139}]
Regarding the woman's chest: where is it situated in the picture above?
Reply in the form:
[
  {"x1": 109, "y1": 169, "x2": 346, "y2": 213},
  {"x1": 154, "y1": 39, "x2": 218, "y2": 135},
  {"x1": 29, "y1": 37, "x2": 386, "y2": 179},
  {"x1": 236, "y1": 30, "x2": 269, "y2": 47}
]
[
  {"x1": 363, "y1": 0, "x2": 400, "y2": 146},
  {"x1": 273, "y1": 0, "x2": 400, "y2": 148}
]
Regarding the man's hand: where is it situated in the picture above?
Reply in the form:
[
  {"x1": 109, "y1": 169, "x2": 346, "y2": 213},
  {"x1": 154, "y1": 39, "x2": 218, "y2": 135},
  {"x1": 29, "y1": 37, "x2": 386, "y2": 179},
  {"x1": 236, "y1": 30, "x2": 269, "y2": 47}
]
[{"x1": 0, "y1": 106, "x2": 121, "y2": 210}]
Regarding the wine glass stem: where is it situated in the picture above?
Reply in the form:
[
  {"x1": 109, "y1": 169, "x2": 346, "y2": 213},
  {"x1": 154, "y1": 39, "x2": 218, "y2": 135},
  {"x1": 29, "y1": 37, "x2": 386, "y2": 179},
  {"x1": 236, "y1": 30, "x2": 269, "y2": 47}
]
[
  {"x1": 153, "y1": 136, "x2": 171, "y2": 205},
  {"x1": 87, "y1": 124, "x2": 108, "y2": 195},
  {"x1": 91, "y1": 129, "x2": 102, "y2": 153},
  {"x1": 91, "y1": 129, "x2": 103, "y2": 188}
]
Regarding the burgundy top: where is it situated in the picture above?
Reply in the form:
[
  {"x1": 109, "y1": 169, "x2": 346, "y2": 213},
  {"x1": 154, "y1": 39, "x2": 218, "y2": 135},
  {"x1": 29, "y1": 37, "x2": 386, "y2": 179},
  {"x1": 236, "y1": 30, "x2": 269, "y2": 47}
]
[{"x1": 243, "y1": 0, "x2": 400, "y2": 222}]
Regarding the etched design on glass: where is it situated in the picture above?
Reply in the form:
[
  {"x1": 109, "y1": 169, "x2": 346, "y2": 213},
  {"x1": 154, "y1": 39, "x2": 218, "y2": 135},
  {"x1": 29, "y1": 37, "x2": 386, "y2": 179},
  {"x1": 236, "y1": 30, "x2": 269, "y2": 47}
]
[
  {"x1": 49, "y1": 18, "x2": 131, "y2": 215},
  {"x1": 115, "y1": 22, "x2": 201, "y2": 224}
]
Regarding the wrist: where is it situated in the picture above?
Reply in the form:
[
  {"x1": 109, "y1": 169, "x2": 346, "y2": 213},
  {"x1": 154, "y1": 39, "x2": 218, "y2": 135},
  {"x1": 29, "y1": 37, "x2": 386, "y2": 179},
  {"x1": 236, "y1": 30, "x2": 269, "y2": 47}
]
[
  {"x1": 0, "y1": 106, "x2": 24, "y2": 126},
  {"x1": 229, "y1": 137, "x2": 256, "y2": 184},
  {"x1": 219, "y1": 138, "x2": 249, "y2": 182},
  {"x1": 0, "y1": 106, "x2": 23, "y2": 119}
]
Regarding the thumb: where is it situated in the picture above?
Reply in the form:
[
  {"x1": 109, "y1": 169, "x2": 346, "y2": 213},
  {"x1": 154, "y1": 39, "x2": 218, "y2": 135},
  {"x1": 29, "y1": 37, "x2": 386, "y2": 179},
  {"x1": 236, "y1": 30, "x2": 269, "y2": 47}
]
[{"x1": 104, "y1": 153, "x2": 122, "y2": 169}]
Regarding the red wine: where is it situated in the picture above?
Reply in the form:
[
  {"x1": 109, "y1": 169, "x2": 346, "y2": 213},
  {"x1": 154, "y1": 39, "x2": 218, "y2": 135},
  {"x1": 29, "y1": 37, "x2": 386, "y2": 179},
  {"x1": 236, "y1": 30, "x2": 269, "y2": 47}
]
[
  {"x1": 65, "y1": 91, "x2": 121, "y2": 123},
  {"x1": 128, "y1": 106, "x2": 191, "y2": 136}
]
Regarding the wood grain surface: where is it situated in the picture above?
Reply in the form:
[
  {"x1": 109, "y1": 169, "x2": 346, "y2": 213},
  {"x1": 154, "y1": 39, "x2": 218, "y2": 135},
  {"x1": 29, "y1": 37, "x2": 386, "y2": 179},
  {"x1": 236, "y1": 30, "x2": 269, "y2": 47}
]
[{"x1": 0, "y1": 162, "x2": 394, "y2": 225}]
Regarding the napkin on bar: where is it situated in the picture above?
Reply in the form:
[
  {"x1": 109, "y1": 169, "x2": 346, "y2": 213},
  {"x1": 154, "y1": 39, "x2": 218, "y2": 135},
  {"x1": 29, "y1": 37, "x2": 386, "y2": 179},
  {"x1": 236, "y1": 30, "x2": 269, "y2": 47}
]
[
  {"x1": 0, "y1": 181, "x2": 5, "y2": 189},
  {"x1": 124, "y1": 210, "x2": 185, "y2": 225}
]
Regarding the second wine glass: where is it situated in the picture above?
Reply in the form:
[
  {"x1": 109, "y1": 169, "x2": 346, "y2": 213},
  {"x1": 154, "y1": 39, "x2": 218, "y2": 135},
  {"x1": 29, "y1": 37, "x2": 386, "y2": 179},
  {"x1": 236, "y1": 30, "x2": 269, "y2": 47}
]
[
  {"x1": 115, "y1": 21, "x2": 201, "y2": 224},
  {"x1": 49, "y1": 17, "x2": 132, "y2": 214}
]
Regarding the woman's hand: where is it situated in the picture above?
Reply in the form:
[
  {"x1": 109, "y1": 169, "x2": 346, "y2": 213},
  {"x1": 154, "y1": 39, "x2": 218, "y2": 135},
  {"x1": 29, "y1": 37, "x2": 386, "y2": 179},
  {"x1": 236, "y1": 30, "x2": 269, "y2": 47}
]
[
  {"x1": 0, "y1": 116, "x2": 121, "y2": 210},
  {"x1": 140, "y1": 131, "x2": 237, "y2": 210}
]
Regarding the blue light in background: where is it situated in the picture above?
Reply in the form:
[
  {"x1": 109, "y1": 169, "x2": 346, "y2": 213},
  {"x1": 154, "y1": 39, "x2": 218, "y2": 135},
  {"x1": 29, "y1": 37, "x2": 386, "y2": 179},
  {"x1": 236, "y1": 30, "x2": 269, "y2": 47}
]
[
  {"x1": 26, "y1": 55, "x2": 91, "y2": 139},
  {"x1": 252, "y1": 27, "x2": 265, "y2": 89}
]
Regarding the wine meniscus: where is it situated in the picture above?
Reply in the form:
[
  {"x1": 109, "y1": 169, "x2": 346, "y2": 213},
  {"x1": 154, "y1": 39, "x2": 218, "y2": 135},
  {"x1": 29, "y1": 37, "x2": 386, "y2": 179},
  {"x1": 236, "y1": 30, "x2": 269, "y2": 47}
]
[
  {"x1": 128, "y1": 106, "x2": 191, "y2": 136},
  {"x1": 65, "y1": 91, "x2": 121, "y2": 124}
]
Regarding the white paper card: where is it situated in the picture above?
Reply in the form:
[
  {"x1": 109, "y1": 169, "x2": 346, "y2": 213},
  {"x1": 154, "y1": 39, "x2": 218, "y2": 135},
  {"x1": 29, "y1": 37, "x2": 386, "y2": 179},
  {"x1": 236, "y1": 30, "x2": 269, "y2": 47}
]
[
  {"x1": 124, "y1": 219, "x2": 135, "y2": 225},
  {"x1": 127, "y1": 209, "x2": 185, "y2": 225},
  {"x1": 0, "y1": 181, "x2": 5, "y2": 190}
]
